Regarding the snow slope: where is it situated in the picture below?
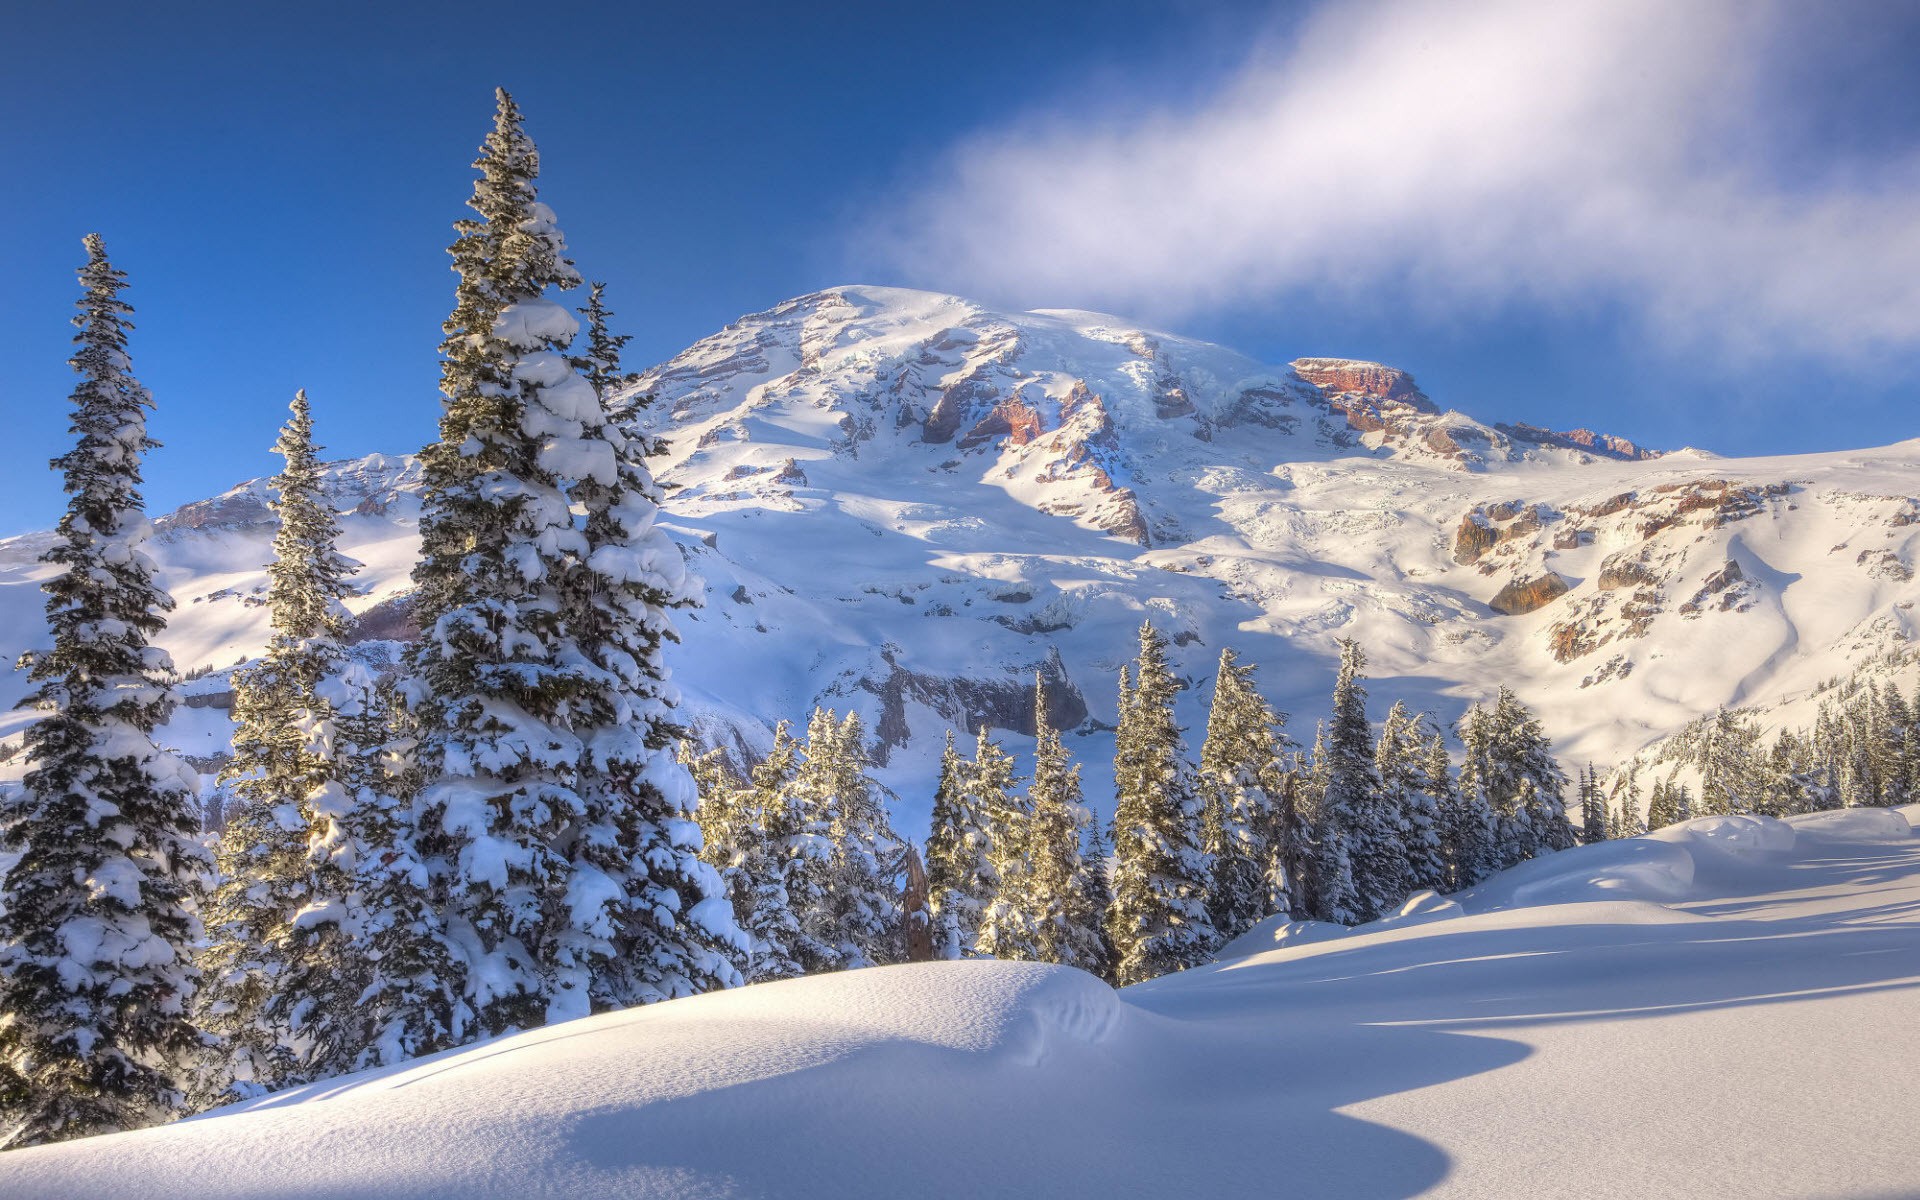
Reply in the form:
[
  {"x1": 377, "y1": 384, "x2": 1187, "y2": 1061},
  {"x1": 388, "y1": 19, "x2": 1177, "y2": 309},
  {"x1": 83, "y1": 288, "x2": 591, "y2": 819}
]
[
  {"x1": 4, "y1": 286, "x2": 1919, "y2": 826},
  {"x1": 4, "y1": 807, "x2": 1915, "y2": 1198}
]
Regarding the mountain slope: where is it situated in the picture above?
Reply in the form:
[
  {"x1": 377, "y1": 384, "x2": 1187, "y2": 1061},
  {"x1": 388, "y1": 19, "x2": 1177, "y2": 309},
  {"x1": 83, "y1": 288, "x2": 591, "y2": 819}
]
[
  {"x1": 3, "y1": 285, "x2": 1918, "y2": 827},
  {"x1": 3, "y1": 806, "x2": 1914, "y2": 1198}
]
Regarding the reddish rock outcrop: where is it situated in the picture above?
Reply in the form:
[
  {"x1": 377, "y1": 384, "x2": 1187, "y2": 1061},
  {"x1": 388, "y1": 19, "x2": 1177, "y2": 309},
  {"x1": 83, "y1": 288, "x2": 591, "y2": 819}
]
[
  {"x1": 957, "y1": 397, "x2": 1045, "y2": 450},
  {"x1": 1289, "y1": 358, "x2": 1432, "y2": 410},
  {"x1": 1489, "y1": 572, "x2": 1570, "y2": 616}
]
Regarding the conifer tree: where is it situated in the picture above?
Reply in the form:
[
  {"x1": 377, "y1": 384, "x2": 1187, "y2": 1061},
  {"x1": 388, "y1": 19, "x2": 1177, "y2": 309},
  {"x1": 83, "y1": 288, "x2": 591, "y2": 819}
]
[
  {"x1": 796, "y1": 710, "x2": 900, "y2": 970},
  {"x1": 1377, "y1": 703, "x2": 1448, "y2": 895},
  {"x1": 926, "y1": 730, "x2": 994, "y2": 959},
  {"x1": 1460, "y1": 688, "x2": 1574, "y2": 872},
  {"x1": 1198, "y1": 649, "x2": 1285, "y2": 943},
  {"x1": 0, "y1": 236, "x2": 205, "y2": 1146},
  {"x1": 1106, "y1": 621, "x2": 1215, "y2": 984},
  {"x1": 327, "y1": 671, "x2": 466, "y2": 1070},
  {"x1": 980, "y1": 677, "x2": 1108, "y2": 973},
  {"x1": 710, "y1": 723, "x2": 818, "y2": 982},
  {"x1": 1608, "y1": 767, "x2": 1645, "y2": 839},
  {"x1": 975, "y1": 722, "x2": 1039, "y2": 963},
  {"x1": 1578, "y1": 764, "x2": 1611, "y2": 844},
  {"x1": 565, "y1": 278, "x2": 737, "y2": 1012},
  {"x1": 409, "y1": 90, "x2": 734, "y2": 1035},
  {"x1": 1317, "y1": 639, "x2": 1395, "y2": 923},
  {"x1": 1440, "y1": 711, "x2": 1498, "y2": 888},
  {"x1": 196, "y1": 390, "x2": 364, "y2": 1102}
]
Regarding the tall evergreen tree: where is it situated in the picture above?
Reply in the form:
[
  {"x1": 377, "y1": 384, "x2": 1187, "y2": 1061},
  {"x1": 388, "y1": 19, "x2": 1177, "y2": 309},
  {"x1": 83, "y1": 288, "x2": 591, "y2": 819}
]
[
  {"x1": 1377, "y1": 703, "x2": 1448, "y2": 895},
  {"x1": 0, "y1": 236, "x2": 205, "y2": 1146},
  {"x1": 795, "y1": 710, "x2": 901, "y2": 970},
  {"x1": 1577, "y1": 764, "x2": 1611, "y2": 844},
  {"x1": 1317, "y1": 639, "x2": 1395, "y2": 923},
  {"x1": 1425, "y1": 727, "x2": 1487, "y2": 890},
  {"x1": 409, "y1": 90, "x2": 734, "y2": 1037},
  {"x1": 196, "y1": 391, "x2": 365, "y2": 1102},
  {"x1": 1106, "y1": 621, "x2": 1215, "y2": 985},
  {"x1": 564, "y1": 279, "x2": 738, "y2": 1013},
  {"x1": 1197, "y1": 649, "x2": 1285, "y2": 943},
  {"x1": 926, "y1": 730, "x2": 994, "y2": 959},
  {"x1": 327, "y1": 672, "x2": 465, "y2": 1070},
  {"x1": 980, "y1": 677, "x2": 1108, "y2": 973}
]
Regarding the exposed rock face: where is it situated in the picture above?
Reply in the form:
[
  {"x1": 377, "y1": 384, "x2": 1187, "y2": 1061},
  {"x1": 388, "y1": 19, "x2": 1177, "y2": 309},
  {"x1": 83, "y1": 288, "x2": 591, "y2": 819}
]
[
  {"x1": 1454, "y1": 503, "x2": 1544, "y2": 566},
  {"x1": 1500, "y1": 423, "x2": 1662, "y2": 462},
  {"x1": 1680, "y1": 559, "x2": 1754, "y2": 616},
  {"x1": 1289, "y1": 358, "x2": 1432, "y2": 409},
  {"x1": 956, "y1": 396, "x2": 1045, "y2": 450},
  {"x1": 859, "y1": 646, "x2": 1089, "y2": 762},
  {"x1": 1489, "y1": 572, "x2": 1570, "y2": 615},
  {"x1": 347, "y1": 593, "x2": 420, "y2": 644}
]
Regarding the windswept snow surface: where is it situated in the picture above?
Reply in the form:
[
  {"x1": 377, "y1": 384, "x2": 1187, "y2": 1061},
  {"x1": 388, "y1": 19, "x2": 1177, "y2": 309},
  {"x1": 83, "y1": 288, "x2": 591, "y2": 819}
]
[{"x1": 5, "y1": 808, "x2": 1916, "y2": 1198}]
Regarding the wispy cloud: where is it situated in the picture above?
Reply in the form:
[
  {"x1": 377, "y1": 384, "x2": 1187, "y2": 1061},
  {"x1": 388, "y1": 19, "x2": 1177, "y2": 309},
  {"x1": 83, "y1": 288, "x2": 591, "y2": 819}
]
[{"x1": 876, "y1": 0, "x2": 1920, "y2": 359}]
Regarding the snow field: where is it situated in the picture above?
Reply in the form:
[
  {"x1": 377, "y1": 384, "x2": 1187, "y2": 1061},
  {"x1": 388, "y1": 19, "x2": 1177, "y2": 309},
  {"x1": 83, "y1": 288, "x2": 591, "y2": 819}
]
[{"x1": 4, "y1": 807, "x2": 1914, "y2": 1198}]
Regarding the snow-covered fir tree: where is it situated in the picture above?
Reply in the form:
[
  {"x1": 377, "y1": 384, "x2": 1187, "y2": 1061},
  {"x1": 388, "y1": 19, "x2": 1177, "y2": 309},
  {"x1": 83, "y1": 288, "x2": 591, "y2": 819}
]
[
  {"x1": 1577, "y1": 764, "x2": 1611, "y2": 844},
  {"x1": 0, "y1": 236, "x2": 205, "y2": 1147},
  {"x1": 1608, "y1": 766, "x2": 1645, "y2": 839},
  {"x1": 974, "y1": 721, "x2": 1039, "y2": 963},
  {"x1": 1034, "y1": 680, "x2": 1114, "y2": 975},
  {"x1": 1459, "y1": 688, "x2": 1575, "y2": 873},
  {"x1": 408, "y1": 90, "x2": 733, "y2": 1037},
  {"x1": 794, "y1": 710, "x2": 900, "y2": 971},
  {"x1": 1646, "y1": 778, "x2": 1693, "y2": 830},
  {"x1": 563, "y1": 279, "x2": 739, "y2": 1013},
  {"x1": 196, "y1": 390, "x2": 365, "y2": 1104},
  {"x1": 325, "y1": 671, "x2": 466, "y2": 1070},
  {"x1": 698, "y1": 723, "x2": 819, "y2": 982},
  {"x1": 1197, "y1": 648, "x2": 1285, "y2": 944},
  {"x1": 1106, "y1": 621, "x2": 1215, "y2": 985},
  {"x1": 1376, "y1": 702, "x2": 1448, "y2": 895},
  {"x1": 1317, "y1": 639, "x2": 1397, "y2": 923},
  {"x1": 926, "y1": 730, "x2": 993, "y2": 959},
  {"x1": 1426, "y1": 727, "x2": 1490, "y2": 890}
]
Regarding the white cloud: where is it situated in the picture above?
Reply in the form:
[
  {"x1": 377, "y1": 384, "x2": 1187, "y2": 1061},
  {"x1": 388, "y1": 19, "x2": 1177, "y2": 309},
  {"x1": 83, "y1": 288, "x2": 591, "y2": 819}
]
[{"x1": 877, "y1": 0, "x2": 1920, "y2": 359}]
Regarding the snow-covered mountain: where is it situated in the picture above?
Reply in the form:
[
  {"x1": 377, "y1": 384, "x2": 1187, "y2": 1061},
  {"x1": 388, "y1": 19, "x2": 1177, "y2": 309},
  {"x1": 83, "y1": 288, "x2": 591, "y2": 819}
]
[
  {"x1": 4, "y1": 285, "x2": 1918, "y2": 827},
  {"x1": 6, "y1": 804, "x2": 1916, "y2": 1197}
]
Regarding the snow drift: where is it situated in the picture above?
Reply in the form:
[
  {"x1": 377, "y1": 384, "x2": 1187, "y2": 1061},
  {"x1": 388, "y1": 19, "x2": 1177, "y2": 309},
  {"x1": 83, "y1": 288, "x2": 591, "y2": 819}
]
[{"x1": 4, "y1": 807, "x2": 1916, "y2": 1198}]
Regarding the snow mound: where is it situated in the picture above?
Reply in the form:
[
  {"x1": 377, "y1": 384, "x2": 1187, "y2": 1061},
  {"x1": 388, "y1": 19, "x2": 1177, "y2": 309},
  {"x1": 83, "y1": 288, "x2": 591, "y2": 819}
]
[
  {"x1": 1458, "y1": 837, "x2": 1698, "y2": 912},
  {"x1": 1211, "y1": 916, "x2": 1351, "y2": 962},
  {"x1": 1648, "y1": 813, "x2": 1798, "y2": 857},
  {"x1": 1783, "y1": 807, "x2": 1915, "y2": 842}
]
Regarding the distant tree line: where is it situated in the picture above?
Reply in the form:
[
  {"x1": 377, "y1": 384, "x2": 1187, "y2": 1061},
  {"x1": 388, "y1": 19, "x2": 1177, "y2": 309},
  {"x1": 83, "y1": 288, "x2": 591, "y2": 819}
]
[
  {"x1": 687, "y1": 621, "x2": 1579, "y2": 991},
  {"x1": 1583, "y1": 664, "x2": 1920, "y2": 838}
]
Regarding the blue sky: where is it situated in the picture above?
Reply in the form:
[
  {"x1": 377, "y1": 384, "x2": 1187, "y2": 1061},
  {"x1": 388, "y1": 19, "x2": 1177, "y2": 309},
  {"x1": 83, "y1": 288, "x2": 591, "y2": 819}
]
[{"x1": 4, "y1": 0, "x2": 1917, "y2": 536}]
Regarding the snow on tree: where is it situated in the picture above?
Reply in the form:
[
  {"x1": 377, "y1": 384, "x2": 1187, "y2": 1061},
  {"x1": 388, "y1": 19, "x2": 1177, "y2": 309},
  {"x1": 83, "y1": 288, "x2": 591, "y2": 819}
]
[
  {"x1": 975, "y1": 720, "x2": 1039, "y2": 963},
  {"x1": 195, "y1": 390, "x2": 367, "y2": 1104},
  {"x1": 563, "y1": 280, "x2": 739, "y2": 1013},
  {"x1": 328, "y1": 672, "x2": 466, "y2": 1071},
  {"x1": 793, "y1": 710, "x2": 901, "y2": 971},
  {"x1": 1646, "y1": 777, "x2": 1694, "y2": 830},
  {"x1": 926, "y1": 730, "x2": 993, "y2": 960},
  {"x1": 0, "y1": 235, "x2": 206, "y2": 1147},
  {"x1": 1105, "y1": 621, "x2": 1215, "y2": 985},
  {"x1": 1439, "y1": 713, "x2": 1497, "y2": 889},
  {"x1": 1577, "y1": 764, "x2": 1611, "y2": 845},
  {"x1": 409, "y1": 89, "x2": 731, "y2": 1037},
  {"x1": 980, "y1": 676, "x2": 1108, "y2": 973},
  {"x1": 699, "y1": 722, "x2": 819, "y2": 982},
  {"x1": 1317, "y1": 639, "x2": 1396, "y2": 923},
  {"x1": 1198, "y1": 648, "x2": 1286, "y2": 944},
  {"x1": 1377, "y1": 702, "x2": 1448, "y2": 896},
  {"x1": 1608, "y1": 766, "x2": 1646, "y2": 839},
  {"x1": 1459, "y1": 688, "x2": 1575, "y2": 873}
]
